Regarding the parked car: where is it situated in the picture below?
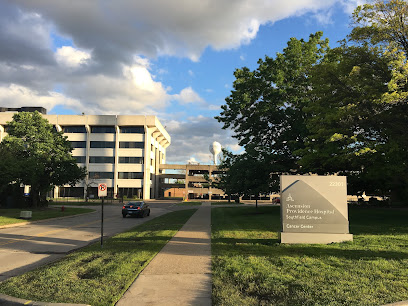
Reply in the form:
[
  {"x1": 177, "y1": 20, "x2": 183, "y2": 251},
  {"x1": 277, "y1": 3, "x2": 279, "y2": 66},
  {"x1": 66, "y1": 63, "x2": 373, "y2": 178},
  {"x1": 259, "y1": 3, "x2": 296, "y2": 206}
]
[
  {"x1": 122, "y1": 201, "x2": 150, "y2": 218},
  {"x1": 272, "y1": 196, "x2": 280, "y2": 204}
]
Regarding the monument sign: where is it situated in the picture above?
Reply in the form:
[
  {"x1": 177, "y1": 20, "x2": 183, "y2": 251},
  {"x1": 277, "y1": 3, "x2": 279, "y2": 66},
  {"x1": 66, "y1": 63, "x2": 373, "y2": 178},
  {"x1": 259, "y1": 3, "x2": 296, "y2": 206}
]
[{"x1": 280, "y1": 175, "x2": 353, "y2": 244}]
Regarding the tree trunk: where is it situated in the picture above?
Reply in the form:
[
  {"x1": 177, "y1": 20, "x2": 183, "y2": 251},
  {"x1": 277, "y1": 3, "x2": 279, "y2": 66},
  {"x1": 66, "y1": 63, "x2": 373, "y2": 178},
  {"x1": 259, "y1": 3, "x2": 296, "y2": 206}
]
[
  {"x1": 390, "y1": 188, "x2": 404, "y2": 207},
  {"x1": 256, "y1": 194, "x2": 258, "y2": 209},
  {"x1": 31, "y1": 187, "x2": 40, "y2": 208}
]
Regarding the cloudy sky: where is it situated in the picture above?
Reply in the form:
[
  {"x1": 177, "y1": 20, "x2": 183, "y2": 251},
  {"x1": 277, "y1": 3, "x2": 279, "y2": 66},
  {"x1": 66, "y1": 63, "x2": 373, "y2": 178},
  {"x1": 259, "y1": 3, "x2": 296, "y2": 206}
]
[{"x1": 0, "y1": 0, "x2": 364, "y2": 163}]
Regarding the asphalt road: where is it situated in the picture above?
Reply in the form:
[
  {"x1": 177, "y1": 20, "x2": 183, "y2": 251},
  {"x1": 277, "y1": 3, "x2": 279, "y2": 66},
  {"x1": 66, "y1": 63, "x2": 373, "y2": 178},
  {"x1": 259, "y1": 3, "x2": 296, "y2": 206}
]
[{"x1": 0, "y1": 201, "x2": 178, "y2": 282}]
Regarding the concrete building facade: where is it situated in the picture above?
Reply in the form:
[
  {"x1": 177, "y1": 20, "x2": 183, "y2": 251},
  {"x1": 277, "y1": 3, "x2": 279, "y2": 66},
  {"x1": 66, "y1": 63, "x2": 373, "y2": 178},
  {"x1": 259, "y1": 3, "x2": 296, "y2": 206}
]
[
  {"x1": 159, "y1": 164, "x2": 226, "y2": 200},
  {"x1": 0, "y1": 111, "x2": 170, "y2": 200}
]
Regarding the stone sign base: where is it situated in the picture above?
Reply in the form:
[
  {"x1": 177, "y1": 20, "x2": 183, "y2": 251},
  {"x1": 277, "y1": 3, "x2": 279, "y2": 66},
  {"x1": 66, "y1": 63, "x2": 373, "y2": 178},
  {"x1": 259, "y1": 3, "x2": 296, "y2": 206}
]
[{"x1": 279, "y1": 232, "x2": 353, "y2": 244}]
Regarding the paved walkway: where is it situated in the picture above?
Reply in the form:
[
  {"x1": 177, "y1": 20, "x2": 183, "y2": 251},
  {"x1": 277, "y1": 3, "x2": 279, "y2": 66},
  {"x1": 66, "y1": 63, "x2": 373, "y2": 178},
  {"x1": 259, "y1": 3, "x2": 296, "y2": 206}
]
[{"x1": 117, "y1": 203, "x2": 212, "y2": 306}]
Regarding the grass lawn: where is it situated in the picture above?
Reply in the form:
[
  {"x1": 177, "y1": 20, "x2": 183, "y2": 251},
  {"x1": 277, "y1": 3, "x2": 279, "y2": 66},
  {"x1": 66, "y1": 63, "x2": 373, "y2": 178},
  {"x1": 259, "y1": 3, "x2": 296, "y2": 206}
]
[
  {"x1": 0, "y1": 207, "x2": 94, "y2": 226},
  {"x1": 176, "y1": 201, "x2": 202, "y2": 206},
  {"x1": 50, "y1": 201, "x2": 102, "y2": 206},
  {"x1": 211, "y1": 201, "x2": 244, "y2": 205},
  {"x1": 0, "y1": 209, "x2": 196, "y2": 305},
  {"x1": 212, "y1": 206, "x2": 408, "y2": 306},
  {"x1": 50, "y1": 201, "x2": 122, "y2": 206}
]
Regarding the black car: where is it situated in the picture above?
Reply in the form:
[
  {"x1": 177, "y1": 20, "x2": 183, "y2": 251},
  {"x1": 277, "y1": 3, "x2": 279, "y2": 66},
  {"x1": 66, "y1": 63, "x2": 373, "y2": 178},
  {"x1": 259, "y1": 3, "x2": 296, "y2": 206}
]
[{"x1": 122, "y1": 201, "x2": 150, "y2": 218}]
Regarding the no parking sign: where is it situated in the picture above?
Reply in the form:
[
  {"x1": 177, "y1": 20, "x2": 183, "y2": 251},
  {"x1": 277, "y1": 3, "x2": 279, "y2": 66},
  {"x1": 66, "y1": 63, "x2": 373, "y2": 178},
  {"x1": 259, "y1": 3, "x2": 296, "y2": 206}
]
[{"x1": 98, "y1": 183, "x2": 107, "y2": 197}]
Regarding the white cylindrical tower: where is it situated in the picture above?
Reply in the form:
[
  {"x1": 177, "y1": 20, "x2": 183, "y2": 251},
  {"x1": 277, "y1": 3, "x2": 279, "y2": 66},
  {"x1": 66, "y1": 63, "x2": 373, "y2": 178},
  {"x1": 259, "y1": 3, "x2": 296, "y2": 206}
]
[{"x1": 209, "y1": 141, "x2": 222, "y2": 165}]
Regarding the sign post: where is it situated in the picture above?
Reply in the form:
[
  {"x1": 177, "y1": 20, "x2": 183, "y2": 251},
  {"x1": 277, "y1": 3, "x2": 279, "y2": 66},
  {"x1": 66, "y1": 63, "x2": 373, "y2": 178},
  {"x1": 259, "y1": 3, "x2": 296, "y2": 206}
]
[{"x1": 98, "y1": 183, "x2": 107, "y2": 247}]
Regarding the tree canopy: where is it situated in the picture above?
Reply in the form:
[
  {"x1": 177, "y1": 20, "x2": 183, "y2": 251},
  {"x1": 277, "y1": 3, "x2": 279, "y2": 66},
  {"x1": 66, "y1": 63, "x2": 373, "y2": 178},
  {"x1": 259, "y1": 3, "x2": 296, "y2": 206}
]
[
  {"x1": 0, "y1": 112, "x2": 86, "y2": 207},
  {"x1": 217, "y1": 0, "x2": 408, "y2": 205},
  {"x1": 217, "y1": 32, "x2": 329, "y2": 176}
]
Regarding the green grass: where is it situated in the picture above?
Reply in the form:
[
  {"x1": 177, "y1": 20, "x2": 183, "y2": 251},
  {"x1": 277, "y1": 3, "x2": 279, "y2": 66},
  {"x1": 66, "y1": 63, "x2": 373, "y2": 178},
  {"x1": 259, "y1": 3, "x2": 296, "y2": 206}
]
[
  {"x1": 176, "y1": 201, "x2": 202, "y2": 206},
  {"x1": 49, "y1": 201, "x2": 122, "y2": 206},
  {"x1": 0, "y1": 209, "x2": 196, "y2": 305},
  {"x1": 50, "y1": 201, "x2": 102, "y2": 206},
  {"x1": 212, "y1": 206, "x2": 408, "y2": 306},
  {"x1": 211, "y1": 201, "x2": 244, "y2": 205},
  {"x1": 0, "y1": 208, "x2": 94, "y2": 226}
]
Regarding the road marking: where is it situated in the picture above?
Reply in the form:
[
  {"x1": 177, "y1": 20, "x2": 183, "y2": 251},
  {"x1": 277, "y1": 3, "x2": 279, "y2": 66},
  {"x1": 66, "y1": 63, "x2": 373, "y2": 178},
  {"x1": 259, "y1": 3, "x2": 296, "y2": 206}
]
[
  {"x1": 24, "y1": 301, "x2": 32, "y2": 305},
  {"x1": 0, "y1": 217, "x2": 117, "y2": 247}
]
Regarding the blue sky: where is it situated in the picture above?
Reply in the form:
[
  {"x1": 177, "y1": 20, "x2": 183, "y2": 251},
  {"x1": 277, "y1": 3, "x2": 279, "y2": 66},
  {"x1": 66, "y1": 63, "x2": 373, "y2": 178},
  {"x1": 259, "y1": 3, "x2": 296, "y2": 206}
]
[{"x1": 0, "y1": 0, "x2": 364, "y2": 163}]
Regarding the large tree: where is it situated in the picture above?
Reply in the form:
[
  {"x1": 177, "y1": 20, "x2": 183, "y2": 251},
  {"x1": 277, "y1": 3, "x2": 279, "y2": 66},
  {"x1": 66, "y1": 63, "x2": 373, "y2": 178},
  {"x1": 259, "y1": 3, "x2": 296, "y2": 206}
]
[
  {"x1": 216, "y1": 32, "x2": 329, "y2": 175},
  {"x1": 351, "y1": 0, "x2": 408, "y2": 55},
  {"x1": 346, "y1": 0, "x2": 408, "y2": 202},
  {"x1": 298, "y1": 44, "x2": 395, "y2": 195},
  {"x1": 1, "y1": 112, "x2": 86, "y2": 207},
  {"x1": 213, "y1": 149, "x2": 273, "y2": 207}
]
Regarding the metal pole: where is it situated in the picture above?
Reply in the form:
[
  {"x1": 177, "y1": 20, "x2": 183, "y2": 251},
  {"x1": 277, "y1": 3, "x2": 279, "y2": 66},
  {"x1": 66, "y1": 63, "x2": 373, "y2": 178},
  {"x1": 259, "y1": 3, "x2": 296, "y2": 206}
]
[{"x1": 101, "y1": 197, "x2": 104, "y2": 247}]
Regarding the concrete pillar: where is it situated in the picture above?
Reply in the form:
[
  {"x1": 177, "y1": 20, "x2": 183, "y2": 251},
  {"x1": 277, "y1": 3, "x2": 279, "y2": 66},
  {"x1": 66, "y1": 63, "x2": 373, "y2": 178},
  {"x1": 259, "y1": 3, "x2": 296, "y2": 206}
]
[
  {"x1": 185, "y1": 165, "x2": 189, "y2": 200},
  {"x1": 154, "y1": 145, "x2": 160, "y2": 198},
  {"x1": 84, "y1": 124, "x2": 91, "y2": 200},
  {"x1": 209, "y1": 167, "x2": 212, "y2": 201},
  {"x1": 114, "y1": 125, "x2": 119, "y2": 198},
  {"x1": 143, "y1": 126, "x2": 152, "y2": 200}
]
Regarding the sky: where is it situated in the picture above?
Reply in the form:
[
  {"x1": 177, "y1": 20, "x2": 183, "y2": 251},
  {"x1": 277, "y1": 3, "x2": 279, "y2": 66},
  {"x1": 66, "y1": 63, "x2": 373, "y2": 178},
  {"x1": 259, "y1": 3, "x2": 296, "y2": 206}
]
[{"x1": 0, "y1": 0, "x2": 365, "y2": 164}]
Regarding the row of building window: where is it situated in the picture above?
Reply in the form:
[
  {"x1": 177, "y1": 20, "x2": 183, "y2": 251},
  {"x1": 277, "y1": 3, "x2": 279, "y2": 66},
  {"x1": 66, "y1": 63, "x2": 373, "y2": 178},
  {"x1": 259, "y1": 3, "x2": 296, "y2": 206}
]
[
  {"x1": 63, "y1": 126, "x2": 144, "y2": 134},
  {"x1": 70, "y1": 141, "x2": 144, "y2": 149},
  {"x1": 89, "y1": 172, "x2": 144, "y2": 179},
  {"x1": 74, "y1": 156, "x2": 144, "y2": 164}
]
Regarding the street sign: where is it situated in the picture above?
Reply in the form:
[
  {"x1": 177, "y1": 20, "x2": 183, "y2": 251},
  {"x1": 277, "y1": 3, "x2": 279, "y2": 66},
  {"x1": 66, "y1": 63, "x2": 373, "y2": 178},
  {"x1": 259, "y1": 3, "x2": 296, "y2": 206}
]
[{"x1": 98, "y1": 183, "x2": 107, "y2": 197}]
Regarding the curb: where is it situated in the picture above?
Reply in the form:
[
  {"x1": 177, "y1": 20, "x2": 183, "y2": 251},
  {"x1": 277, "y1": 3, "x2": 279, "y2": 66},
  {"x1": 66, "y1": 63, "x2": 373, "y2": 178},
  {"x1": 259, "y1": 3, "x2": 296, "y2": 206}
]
[
  {"x1": 383, "y1": 301, "x2": 408, "y2": 306},
  {"x1": 0, "y1": 210, "x2": 97, "y2": 230},
  {"x1": 0, "y1": 293, "x2": 90, "y2": 306}
]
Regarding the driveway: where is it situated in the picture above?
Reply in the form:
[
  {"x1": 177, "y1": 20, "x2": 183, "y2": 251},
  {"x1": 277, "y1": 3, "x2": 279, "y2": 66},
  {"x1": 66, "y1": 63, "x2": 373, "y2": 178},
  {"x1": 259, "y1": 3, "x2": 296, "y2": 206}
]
[{"x1": 0, "y1": 202, "x2": 177, "y2": 282}]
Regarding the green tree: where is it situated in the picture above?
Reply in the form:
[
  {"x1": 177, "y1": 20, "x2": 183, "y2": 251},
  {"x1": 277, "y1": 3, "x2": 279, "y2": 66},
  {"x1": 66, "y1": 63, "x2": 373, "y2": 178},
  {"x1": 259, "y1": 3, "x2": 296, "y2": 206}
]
[
  {"x1": 216, "y1": 32, "x2": 329, "y2": 175},
  {"x1": 350, "y1": 0, "x2": 408, "y2": 54},
  {"x1": 298, "y1": 44, "x2": 392, "y2": 194},
  {"x1": 0, "y1": 145, "x2": 20, "y2": 191},
  {"x1": 1, "y1": 112, "x2": 86, "y2": 207},
  {"x1": 212, "y1": 149, "x2": 273, "y2": 208}
]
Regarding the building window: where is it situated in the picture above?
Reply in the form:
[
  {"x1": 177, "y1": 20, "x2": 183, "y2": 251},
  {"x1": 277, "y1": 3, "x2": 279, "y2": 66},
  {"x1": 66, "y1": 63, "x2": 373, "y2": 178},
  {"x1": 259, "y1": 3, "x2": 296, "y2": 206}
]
[
  {"x1": 119, "y1": 157, "x2": 143, "y2": 164},
  {"x1": 73, "y1": 156, "x2": 86, "y2": 163},
  {"x1": 70, "y1": 141, "x2": 86, "y2": 148},
  {"x1": 119, "y1": 141, "x2": 144, "y2": 149},
  {"x1": 119, "y1": 126, "x2": 144, "y2": 133},
  {"x1": 89, "y1": 172, "x2": 114, "y2": 179},
  {"x1": 151, "y1": 144, "x2": 154, "y2": 151},
  {"x1": 63, "y1": 126, "x2": 87, "y2": 133},
  {"x1": 90, "y1": 141, "x2": 115, "y2": 148},
  {"x1": 90, "y1": 126, "x2": 116, "y2": 133},
  {"x1": 118, "y1": 172, "x2": 143, "y2": 179},
  {"x1": 89, "y1": 156, "x2": 115, "y2": 163}
]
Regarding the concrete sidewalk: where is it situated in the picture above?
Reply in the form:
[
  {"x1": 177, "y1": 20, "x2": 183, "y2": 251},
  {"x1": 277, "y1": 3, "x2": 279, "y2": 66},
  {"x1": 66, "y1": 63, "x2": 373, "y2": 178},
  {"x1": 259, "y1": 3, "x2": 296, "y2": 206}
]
[{"x1": 117, "y1": 203, "x2": 211, "y2": 306}]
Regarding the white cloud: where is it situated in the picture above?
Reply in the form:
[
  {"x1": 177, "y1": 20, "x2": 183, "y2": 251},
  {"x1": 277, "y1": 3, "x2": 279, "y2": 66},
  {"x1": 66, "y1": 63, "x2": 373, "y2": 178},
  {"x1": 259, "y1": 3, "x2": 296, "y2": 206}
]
[
  {"x1": 188, "y1": 70, "x2": 194, "y2": 77},
  {"x1": 209, "y1": 104, "x2": 221, "y2": 111},
  {"x1": 55, "y1": 46, "x2": 91, "y2": 68},
  {"x1": 0, "y1": 84, "x2": 81, "y2": 111},
  {"x1": 10, "y1": 0, "x2": 354, "y2": 62},
  {"x1": 174, "y1": 86, "x2": 205, "y2": 105},
  {"x1": 339, "y1": 0, "x2": 366, "y2": 14},
  {"x1": 187, "y1": 157, "x2": 199, "y2": 164},
  {"x1": 63, "y1": 59, "x2": 170, "y2": 114},
  {"x1": 312, "y1": 9, "x2": 334, "y2": 25},
  {"x1": 163, "y1": 115, "x2": 239, "y2": 164}
]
